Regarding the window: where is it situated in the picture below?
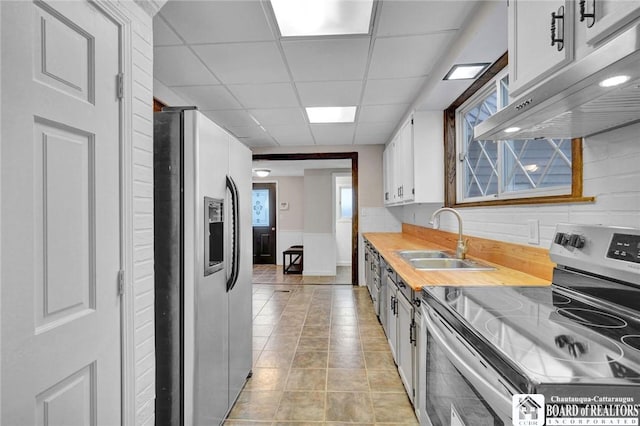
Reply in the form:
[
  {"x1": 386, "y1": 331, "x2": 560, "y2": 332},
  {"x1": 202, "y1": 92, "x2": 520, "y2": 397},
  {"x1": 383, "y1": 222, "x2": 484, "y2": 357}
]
[
  {"x1": 252, "y1": 189, "x2": 270, "y2": 227},
  {"x1": 444, "y1": 53, "x2": 590, "y2": 207},
  {"x1": 339, "y1": 186, "x2": 353, "y2": 220}
]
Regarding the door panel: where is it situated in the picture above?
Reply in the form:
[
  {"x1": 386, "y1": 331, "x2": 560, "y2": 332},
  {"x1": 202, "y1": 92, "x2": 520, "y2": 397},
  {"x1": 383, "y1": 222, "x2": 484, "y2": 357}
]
[
  {"x1": 252, "y1": 183, "x2": 276, "y2": 264},
  {"x1": 1, "y1": 1, "x2": 121, "y2": 424}
]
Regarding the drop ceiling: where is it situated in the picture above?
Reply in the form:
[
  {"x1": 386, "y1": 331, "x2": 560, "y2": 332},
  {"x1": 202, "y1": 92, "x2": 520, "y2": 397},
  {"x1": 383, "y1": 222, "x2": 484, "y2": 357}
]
[{"x1": 154, "y1": 0, "x2": 505, "y2": 148}]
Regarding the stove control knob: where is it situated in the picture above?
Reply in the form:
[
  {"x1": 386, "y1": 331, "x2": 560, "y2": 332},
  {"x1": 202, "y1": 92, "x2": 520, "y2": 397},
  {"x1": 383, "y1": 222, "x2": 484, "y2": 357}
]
[
  {"x1": 554, "y1": 232, "x2": 567, "y2": 245},
  {"x1": 569, "y1": 234, "x2": 585, "y2": 249}
]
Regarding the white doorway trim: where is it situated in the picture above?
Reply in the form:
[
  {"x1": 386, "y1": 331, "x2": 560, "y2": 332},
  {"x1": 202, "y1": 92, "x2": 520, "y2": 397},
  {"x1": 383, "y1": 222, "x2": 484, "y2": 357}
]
[{"x1": 90, "y1": 2, "x2": 135, "y2": 425}]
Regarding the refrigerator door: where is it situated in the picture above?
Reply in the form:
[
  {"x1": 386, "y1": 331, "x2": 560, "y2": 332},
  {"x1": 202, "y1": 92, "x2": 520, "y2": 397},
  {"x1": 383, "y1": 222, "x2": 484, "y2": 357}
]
[
  {"x1": 227, "y1": 137, "x2": 253, "y2": 406},
  {"x1": 184, "y1": 110, "x2": 231, "y2": 426}
]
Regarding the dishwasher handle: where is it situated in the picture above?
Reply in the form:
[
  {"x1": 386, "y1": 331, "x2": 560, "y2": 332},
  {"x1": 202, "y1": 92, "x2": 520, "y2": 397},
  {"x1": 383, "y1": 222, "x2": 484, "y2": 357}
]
[{"x1": 426, "y1": 308, "x2": 513, "y2": 423}]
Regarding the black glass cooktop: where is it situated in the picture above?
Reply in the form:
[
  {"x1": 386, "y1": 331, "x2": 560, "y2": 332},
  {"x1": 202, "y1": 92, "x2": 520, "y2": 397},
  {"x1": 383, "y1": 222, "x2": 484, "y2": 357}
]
[{"x1": 422, "y1": 282, "x2": 640, "y2": 391}]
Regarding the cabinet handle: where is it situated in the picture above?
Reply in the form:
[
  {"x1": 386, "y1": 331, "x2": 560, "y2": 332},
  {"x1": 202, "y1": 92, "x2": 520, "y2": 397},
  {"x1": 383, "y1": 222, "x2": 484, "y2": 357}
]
[
  {"x1": 398, "y1": 281, "x2": 406, "y2": 289},
  {"x1": 550, "y1": 6, "x2": 565, "y2": 51},
  {"x1": 579, "y1": 0, "x2": 596, "y2": 28},
  {"x1": 390, "y1": 296, "x2": 396, "y2": 314},
  {"x1": 410, "y1": 320, "x2": 416, "y2": 346}
]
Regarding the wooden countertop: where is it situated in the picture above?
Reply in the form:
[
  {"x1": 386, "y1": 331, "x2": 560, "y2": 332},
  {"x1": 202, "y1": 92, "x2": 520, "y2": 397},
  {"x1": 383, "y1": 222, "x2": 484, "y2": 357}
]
[{"x1": 364, "y1": 231, "x2": 551, "y2": 291}]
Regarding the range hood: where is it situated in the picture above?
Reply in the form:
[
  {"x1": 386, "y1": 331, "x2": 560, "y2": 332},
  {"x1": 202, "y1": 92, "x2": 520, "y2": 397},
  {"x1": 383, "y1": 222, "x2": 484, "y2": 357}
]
[{"x1": 474, "y1": 22, "x2": 640, "y2": 141}]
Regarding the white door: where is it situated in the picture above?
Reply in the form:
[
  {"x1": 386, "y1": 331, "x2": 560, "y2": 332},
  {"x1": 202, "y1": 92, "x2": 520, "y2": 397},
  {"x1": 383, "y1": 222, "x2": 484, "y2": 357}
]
[{"x1": 1, "y1": 1, "x2": 122, "y2": 424}]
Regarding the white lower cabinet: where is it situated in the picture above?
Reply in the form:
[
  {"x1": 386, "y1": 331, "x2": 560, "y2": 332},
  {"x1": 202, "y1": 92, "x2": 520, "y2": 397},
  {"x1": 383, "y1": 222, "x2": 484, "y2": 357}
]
[
  {"x1": 386, "y1": 276, "x2": 399, "y2": 363},
  {"x1": 396, "y1": 287, "x2": 414, "y2": 404}
]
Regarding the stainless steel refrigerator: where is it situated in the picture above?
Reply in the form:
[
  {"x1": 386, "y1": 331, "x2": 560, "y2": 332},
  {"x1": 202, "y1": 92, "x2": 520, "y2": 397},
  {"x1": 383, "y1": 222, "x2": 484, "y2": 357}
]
[{"x1": 153, "y1": 107, "x2": 252, "y2": 425}]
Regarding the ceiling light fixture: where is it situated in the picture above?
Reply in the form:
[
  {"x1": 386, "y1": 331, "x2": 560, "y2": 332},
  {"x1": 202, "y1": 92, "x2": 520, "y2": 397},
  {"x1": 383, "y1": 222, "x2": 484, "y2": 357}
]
[
  {"x1": 254, "y1": 169, "x2": 271, "y2": 178},
  {"x1": 599, "y1": 75, "x2": 630, "y2": 88},
  {"x1": 443, "y1": 63, "x2": 491, "y2": 80},
  {"x1": 270, "y1": 0, "x2": 373, "y2": 37},
  {"x1": 306, "y1": 106, "x2": 356, "y2": 123},
  {"x1": 504, "y1": 127, "x2": 521, "y2": 133}
]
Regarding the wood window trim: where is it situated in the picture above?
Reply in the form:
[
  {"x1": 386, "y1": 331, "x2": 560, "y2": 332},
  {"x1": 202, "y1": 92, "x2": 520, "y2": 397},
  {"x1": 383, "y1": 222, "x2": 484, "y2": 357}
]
[
  {"x1": 443, "y1": 53, "x2": 594, "y2": 208},
  {"x1": 252, "y1": 152, "x2": 359, "y2": 285}
]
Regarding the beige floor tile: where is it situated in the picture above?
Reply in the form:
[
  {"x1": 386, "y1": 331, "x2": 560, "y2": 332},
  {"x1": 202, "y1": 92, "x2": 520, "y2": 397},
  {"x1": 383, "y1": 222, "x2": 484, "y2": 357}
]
[
  {"x1": 291, "y1": 351, "x2": 328, "y2": 369},
  {"x1": 325, "y1": 392, "x2": 374, "y2": 423},
  {"x1": 301, "y1": 325, "x2": 331, "y2": 337},
  {"x1": 285, "y1": 368, "x2": 327, "y2": 391},
  {"x1": 264, "y1": 335, "x2": 299, "y2": 351},
  {"x1": 370, "y1": 392, "x2": 418, "y2": 423},
  {"x1": 297, "y1": 336, "x2": 329, "y2": 351},
  {"x1": 363, "y1": 351, "x2": 396, "y2": 369},
  {"x1": 361, "y1": 337, "x2": 391, "y2": 352},
  {"x1": 330, "y1": 336, "x2": 361, "y2": 352},
  {"x1": 226, "y1": 390, "x2": 282, "y2": 421},
  {"x1": 252, "y1": 325, "x2": 274, "y2": 337},
  {"x1": 255, "y1": 350, "x2": 294, "y2": 369},
  {"x1": 275, "y1": 391, "x2": 325, "y2": 421},
  {"x1": 244, "y1": 368, "x2": 288, "y2": 391},
  {"x1": 328, "y1": 351, "x2": 365, "y2": 369},
  {"x1": 367, "y1": 369, "x2": 406, "y2": 393},
  {"x1": 327, "y1": 368, "x2": 369, "y2": 391}
]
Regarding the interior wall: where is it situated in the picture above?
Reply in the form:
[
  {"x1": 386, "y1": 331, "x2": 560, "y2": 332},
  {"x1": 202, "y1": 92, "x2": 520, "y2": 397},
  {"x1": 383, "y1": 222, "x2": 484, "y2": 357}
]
[
  {"x1": 303, "y1": 169, "x2": 347, "y2": 275},
  {"x1": 399, "y1": 122, "x2": 640, "y2": 250},
  {"x1": 253, "y1": 175, "x2": 304, "y2": 265}
]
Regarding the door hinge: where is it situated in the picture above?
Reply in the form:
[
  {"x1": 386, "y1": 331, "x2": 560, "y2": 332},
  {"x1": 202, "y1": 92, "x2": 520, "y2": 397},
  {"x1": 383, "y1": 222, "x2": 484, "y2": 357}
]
[
  {"x1": 116, "y1": 73, "x2": 124, "y2": 100},
  {"x1": 118, "y1": 270, "x2": 125, "y2": 296},
  {"x1": 458, "y1": 152, "x2": 466, "y2": 162}
]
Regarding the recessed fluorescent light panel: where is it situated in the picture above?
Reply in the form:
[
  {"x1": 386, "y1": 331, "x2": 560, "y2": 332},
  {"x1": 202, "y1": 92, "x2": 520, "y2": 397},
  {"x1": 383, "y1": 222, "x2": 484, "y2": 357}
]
[
  {"x1": 443, "y1": 63, "x2": 490, "y2": 80},
  {"x1": 271, "y1": 0, "x2": 374, "y2": 37},
  {"x1": 306, "y1": 106, "x2": 356, "y2": 123},
  {"x1": 599, "y1": 75, "x2": 630, "y2": 88}
]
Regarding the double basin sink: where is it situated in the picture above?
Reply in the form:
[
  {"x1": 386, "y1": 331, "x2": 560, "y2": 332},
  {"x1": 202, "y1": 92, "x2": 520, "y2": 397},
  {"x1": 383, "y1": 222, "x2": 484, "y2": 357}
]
[{"x1": 398, "y1": 250, "x2": 495, "y2": 271}]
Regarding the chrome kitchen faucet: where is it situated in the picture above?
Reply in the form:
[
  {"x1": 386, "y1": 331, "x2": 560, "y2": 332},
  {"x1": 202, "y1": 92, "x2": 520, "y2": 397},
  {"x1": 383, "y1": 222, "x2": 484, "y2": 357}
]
[{"x1": 429, "y1": 207, "x2": 468, "y2": 260}]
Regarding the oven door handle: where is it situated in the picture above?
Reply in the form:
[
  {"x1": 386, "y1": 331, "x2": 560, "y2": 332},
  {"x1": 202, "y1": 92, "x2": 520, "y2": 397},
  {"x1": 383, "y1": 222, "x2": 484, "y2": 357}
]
[{"x1": 426, "y1": 308, "x2": 513, "y2": 421}]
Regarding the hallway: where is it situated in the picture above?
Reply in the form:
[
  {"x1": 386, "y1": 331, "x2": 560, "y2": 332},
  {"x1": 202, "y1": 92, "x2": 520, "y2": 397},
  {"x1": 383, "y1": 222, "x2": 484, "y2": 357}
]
[
  {"x1": 253, "y1": 264, "x2": 353, "y2": 285},
  {"x1": 223, "y1": 284, "x2": 418, "y2": 424}
]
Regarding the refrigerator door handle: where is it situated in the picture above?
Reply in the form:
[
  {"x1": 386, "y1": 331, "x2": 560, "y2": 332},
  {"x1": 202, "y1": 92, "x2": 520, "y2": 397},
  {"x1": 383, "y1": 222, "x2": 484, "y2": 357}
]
[{"x1": 226, "y1": 175, "x2": 240, "y2": 292}]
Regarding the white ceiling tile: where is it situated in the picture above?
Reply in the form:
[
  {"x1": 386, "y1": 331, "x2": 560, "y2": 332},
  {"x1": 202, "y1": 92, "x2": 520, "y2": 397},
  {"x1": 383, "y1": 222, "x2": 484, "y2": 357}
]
[
  {"x1": 227, "y1": 83, "x2": 299, "y2": 108},
  {"x1": 153, "y1": 16, "x2": 183, "y2": 46},
  {"x1": 201, "y1": 110, "x2": 256, "y2": 128},
  {"x1": 242, "y1": 138, "x2": 277, "y2": 149},
  {"x1": 282, "y1": 38, "x2": 370, "y2": 82},
  {"x1": 159, "y1": 1, "x2": 274, "y2": 44},
  {"x1": 154, "y1": 46, "x2": 219, "y2": 87},
  {"x1": 362, "y1": 77, "x2": 426, "y2": 105},
  {"x1": 227, "y1": 125, "x2": 270, "y2": 139},
  {"x1": 310, "y1": 124, "x2": 355, "y2": 145},
  {"x1": 172, "y1": 85, "x2": 242, "y2": 110},
  {"x1": 192, "y1": 42, "x2": 290, "y2": 84},
  {"x1": 296, "y1": 81, "x2": 363, "y2": 107},
  {"x1": 376, "y1": 1, "x2": 476, "y2": 37},
  {"x1": 369, "y1": 33, "x2": 454, "y2": 79},
  {"x1": 358, "y1": 104, "x2": 409, "y2": 123},
  {"x1": 354, "y1": 122, "x2": 394, "y2": 145},
  {"x1": 266, "y1": 125, "x2": 315, "y2": 145},
  {"x1": 249, "y1": 108, "x2": 306, "y2": 126}
]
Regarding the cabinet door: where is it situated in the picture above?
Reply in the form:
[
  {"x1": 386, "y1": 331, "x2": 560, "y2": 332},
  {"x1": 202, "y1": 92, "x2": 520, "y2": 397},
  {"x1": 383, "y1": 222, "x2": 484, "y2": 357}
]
[
  {"x1": 396, "y1": 292, "x2": 414, "y2": 402},
  {"x1": 583, "y1": 0, "x2": 640, "y2": 45},
  {"x1": 509, "y1": 0, "x2": 574, "y2": 96},
  {"x1": 382, "y1": 146, "x2": 392, "y2": 205},
  {"x1": 399, "y1": 119, "x2": 414, "y2": 202},
  {"x1": 386, "y1": 280, "x2": 398, "y2": 363}
]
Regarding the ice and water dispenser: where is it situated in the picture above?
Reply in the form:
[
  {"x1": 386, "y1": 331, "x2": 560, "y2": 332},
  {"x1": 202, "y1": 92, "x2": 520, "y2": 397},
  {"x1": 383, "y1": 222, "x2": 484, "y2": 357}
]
[{"x1": 204, "y1": 197, "x2": 224, "y2": 276}]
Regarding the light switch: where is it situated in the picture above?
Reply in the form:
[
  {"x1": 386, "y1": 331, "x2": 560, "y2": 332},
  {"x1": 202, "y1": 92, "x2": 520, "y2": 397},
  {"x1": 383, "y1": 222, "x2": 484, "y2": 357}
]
[{"x1": 528, "y1": 219, "x2": 540, "y2": 245}]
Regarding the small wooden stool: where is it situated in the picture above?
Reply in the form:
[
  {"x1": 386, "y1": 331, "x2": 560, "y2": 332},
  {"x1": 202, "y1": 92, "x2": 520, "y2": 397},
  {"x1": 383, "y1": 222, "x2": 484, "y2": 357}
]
[{"x1": 283, "y1": 245, "x2": 303, "y2": 274}]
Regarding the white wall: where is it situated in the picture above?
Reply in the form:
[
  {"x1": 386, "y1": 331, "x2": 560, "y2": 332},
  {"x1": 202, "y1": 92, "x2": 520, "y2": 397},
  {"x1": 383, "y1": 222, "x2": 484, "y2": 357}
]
[{"x1": 399, "y1": 123, "x2": 640, "y2": 249}]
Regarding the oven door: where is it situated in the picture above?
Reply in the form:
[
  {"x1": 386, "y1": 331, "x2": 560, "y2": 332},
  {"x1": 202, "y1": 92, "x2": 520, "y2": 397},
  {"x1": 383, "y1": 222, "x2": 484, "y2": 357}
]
[{"x1": 422, "y1": 305, "x2": 514, "y2": 426}]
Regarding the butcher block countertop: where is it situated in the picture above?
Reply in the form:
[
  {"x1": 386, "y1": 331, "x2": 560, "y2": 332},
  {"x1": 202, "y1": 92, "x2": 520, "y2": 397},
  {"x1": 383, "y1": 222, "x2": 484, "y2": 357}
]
[{"x1": 364, "y1": 225, "x2": 553, "y2": 290}]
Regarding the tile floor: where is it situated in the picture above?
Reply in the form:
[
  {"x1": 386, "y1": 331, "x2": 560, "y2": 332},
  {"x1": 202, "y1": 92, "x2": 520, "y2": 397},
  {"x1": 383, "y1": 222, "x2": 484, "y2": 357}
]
[
  {"x1": 253, "y1": 264, "x2": 353, "y2": 285},
  {"x1": 224, "y1": 283, "x2": 419, "y2": 425}
]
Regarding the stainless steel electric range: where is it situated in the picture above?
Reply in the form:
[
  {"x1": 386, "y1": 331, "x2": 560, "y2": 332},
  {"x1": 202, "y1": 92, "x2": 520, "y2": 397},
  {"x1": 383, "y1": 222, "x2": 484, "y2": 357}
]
[{"x1": 420, "y1": 224, "x2": 640, "y2": 426}]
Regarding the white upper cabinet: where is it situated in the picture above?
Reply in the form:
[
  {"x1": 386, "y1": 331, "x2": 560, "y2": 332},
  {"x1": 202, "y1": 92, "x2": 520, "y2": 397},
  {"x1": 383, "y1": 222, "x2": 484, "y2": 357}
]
[
  {"x1": 508, "y1": 0, "x2": 575, "y2": 97},
  {"x1": 582, "y1": 0, "x2": 640, "y2": 45},
  {"x1": 383, "y1": 111, "x2": 443, "y2": 206}
]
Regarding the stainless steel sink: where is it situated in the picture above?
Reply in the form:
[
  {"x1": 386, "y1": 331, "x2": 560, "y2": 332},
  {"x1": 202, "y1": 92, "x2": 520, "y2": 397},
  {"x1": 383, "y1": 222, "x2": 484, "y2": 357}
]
[
  {"x1": 397, "y1": 250, "x2": 454, "y2": 260},
  {"x1": 409, "y1": 258, "x2": 496, "y2": 271}
]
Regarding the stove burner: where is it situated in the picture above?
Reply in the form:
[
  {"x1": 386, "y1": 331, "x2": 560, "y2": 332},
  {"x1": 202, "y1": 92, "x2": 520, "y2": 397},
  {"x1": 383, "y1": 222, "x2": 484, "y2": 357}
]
[
  {"x1": 519, "y1": 289, "x2": 571, "y2": 305},
  {"x1": 556, "y1": 308, "x2": 628, "y2": 328},
  {"x1": 484, "y1": 315, "x2": 625, "y2": 365},
  {"x1": 622, "y1": 335, "x2": 640, "y2": 352}
]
